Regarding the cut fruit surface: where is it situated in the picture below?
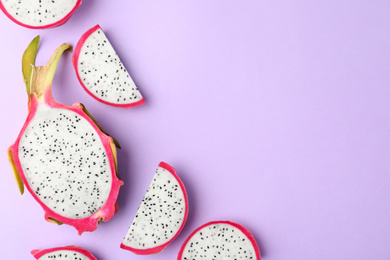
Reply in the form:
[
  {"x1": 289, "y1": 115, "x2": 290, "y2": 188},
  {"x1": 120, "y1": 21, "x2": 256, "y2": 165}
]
[
  {"x1": 0, "y1": 0, "x2": 81, "y2": 29},
  {"x1": 32, "y1": 246, "x2": 97, "y2": 260},
  {"x1": 72, "y1": 25, "x2": 145, "y2": 108},
  {"x1": 8, "y1": 36, "x2": 123, "y2": 235},
  {"x1": 178, "y1": 221, "x2": 261, "y2": 260},
  {"x1": 121, "y1": 162, "x2": 189, "y2": 255}
]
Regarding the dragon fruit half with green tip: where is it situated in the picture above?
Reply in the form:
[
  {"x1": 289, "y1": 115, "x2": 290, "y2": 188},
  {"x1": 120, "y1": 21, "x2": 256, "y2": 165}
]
[
  {"x1": 32, "y1": 245, "x2": 97, "y2": 260},
  {"x1": 121, "y1": 162, "x2": 189, "y2": 255},
  {"x1": 7, "y1": 36, "x2": 123, "y2": 235},
  {"x1": 72, "y1": 25, "x2": 145, "y2": 108},
  {"x1": 0, "y1": 0, "x2": 81, "y2": 29}
]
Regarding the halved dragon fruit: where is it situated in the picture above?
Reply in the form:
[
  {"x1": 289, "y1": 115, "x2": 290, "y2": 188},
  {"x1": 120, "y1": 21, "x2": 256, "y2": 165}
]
[
  {"x1": 0, "y1": 0, "x2": 81, "y2": 29},
  {"x1": 72, "y1": 25, "x2": 145, "y2": 108},
  {"x1": 31, "y1": 246, "x2": 97, "y2": 260},
  {"x1": 178, "y1": 221, "x2": 261, "y2": 260},
  {"x1": 121, "y1": 162, "x2": 189, "y2": 255},
  {"x1": 7, "y1": 36, "x2": 123, "y2": 235}
]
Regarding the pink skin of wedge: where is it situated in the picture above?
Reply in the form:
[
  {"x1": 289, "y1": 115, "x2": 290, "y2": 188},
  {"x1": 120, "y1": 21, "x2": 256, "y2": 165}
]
[
  {"x1": 0, "y1": 0, "x2": 82, "y2": 29},
  {"x1": 7, "y1": 39, "x2": 123, "y2": 235},
  {"x1": 120, "y1": 162, "x2": 189, "y2": 255},
  {"x1": 177, "y1": 221, "x2": 261, "y2": 260},
  {"x1": 31, "y1": 246, "x2": 97, "y2": 260},
  {"x1": 72, "y1": 25, "x2": 145, "y2": 109}
]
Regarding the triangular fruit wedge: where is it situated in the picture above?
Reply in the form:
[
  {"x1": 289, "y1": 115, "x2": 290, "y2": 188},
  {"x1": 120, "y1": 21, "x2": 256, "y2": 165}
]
[
  {"x1": 72, "y1": 25, "x2": 145, "y2": 108},
  {"x1": 7, "y1": 36, "x2": 123, "y2": 235},
  {"x1": 0, "y1": 0, "x2": 81, "y2": 29},
  {"x1": 121, "y1": 162, "x2": 189, "y2": 254},
  {"x1": 178, "y1": 221, "x2": 261, "y2": 260},
  {"x1": 31, "y1": 246, "x2": 97, "y2": 260}
]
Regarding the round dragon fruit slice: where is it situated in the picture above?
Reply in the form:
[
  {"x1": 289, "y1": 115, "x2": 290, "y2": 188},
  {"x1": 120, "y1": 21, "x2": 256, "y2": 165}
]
[
  {"x1": 121, "y1": 162, "x2": 189, "y2": 255},
  {"x1": 178, "y1": 221, "x2": 261, "y2": 260},
  {"x1": 31, "y1": 246, "x2": 97, "y2": 260},
  {"x1": 72, "y1": 25, "x2": 145, "y2": 109},
  {"x1": 7, "y1": 36, "x2": 123, "y2": 235},
  {"x1": 0, "y1": 0, "x2": 81, "y2": 29}
]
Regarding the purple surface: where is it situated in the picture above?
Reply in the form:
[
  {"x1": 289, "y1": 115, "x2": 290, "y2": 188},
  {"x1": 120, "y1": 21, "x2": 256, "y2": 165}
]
[{"x1": 0, "y1": 1, "x2": 389, "y2": 259}]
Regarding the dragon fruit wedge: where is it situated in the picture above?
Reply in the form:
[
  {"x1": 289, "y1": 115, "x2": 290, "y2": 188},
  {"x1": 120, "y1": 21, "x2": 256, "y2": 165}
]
[
  {"x1": 0, "y1": 0, "x2": 81, "y2": 29},
  {"x1": 72, "y1": 25, "x2": 145, "y2": 109},
  {"x1": 121, "y1": 162, "x2": 189, "y2": 255},
  {"x1": 31, "y1": 246, "x2": 97, "y2": 260},
  {"x1": 178, "y1": 221, "x2": 261, "y2": 260},
  {"x1": 7, "y1": 36, "x2": 123, "y2": 235}
]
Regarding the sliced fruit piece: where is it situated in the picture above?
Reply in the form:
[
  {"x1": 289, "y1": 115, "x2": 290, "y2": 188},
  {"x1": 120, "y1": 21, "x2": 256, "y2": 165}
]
[
  {"x1": 121, "y1": 162, "x2": 189, "y2": 254},
  {"x1": 178, "y1": 221, "x2": 261, "y2": 260},
  {"x1": 72, "y1": 25, "x2": 145, "y2": 108},
  {"x1": 0, "y1": 0, "x2": 81, "y2": 29},
  {"x1": 31, "y1": 246, "x2": 96, "y2": 260}
]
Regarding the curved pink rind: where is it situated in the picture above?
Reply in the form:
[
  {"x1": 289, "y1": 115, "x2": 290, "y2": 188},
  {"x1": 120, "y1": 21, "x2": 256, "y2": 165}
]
[
  {"x1": 72, "y1": 25, "x2": 101, "y2": 66},
  {"x1": 120, "y1": 242, "x2": 168, "y2": 255},
  {"x1": 31, "y1": 246, "x2": 97, "y2": 260},
  {"x1": 120, "y1": 162, "x2": 189, "y2": 255},
  {"x1": 0, "y1": 0, "x2": 81, "y2": 29},
  {"x1": 9, "y1": 90, "x2": 123, "y2": 235},
  {"x1": 177, "y1": 220, "x2": 261, "y2": 260},
  {"x1": 72, "y1": 24, "x2": 145, "y2": 109}
]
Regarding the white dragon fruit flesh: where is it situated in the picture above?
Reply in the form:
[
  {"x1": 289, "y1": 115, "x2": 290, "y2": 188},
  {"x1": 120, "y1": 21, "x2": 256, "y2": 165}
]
[
  {"x1": 7, "y1": 36, "x2": 123, "y2": 235},
  {"x1": 72, "y1": 25, "x2": 145, "y2": 108},
  {"x1": 0, "y1": 0, "x2": 81, "y2": 29},
  {"x1": 178, "y1": 221, "x2": 261, "y2": 260},
  {"x1": 121, "y1": 162, "x2": 189, "y2": 255},
  {"x1": 31, "y1": 246, "x2": 97, "y2": 260}
]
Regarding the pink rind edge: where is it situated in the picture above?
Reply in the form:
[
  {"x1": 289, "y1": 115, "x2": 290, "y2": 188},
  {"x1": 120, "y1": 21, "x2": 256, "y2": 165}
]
[
  {"x1": 0, "y1": 0, "x2": 82, "y2": 29},
  {"x1": 177, "y1": 220, "x2": 261, "y2": 260},
  {"x1": 72, "y1": 24, "x2": 145, "y2": 109},
  {"x1": 8, "y1": 91, "x2": 124, "y2": 235},
  {"x1": 31, "y1": 246, "x2": 97, "y2": 260},
  {"x1": 120, "y1": 162, "x2": 189, "y2": 255}
]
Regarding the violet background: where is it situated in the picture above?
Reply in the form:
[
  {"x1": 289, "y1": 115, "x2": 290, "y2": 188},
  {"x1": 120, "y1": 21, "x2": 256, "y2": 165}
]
[{"x1": 0, "y1": 1, "x2": 390, "y2": 259}]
